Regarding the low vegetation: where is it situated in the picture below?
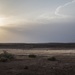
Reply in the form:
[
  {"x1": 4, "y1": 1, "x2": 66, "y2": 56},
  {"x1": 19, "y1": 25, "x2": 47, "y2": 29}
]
[
  {"x1": 28, "y1": 54, "x2": 37, "y2": 58},
  {"x1": 47, "y1": 56, "x2": 57, "y2": 61},
  {"x1": 24, "y1": 66, "x2": 29, "y2": 69},
  {"x1": 0, "y1": 51, "x2": 15, "y2": 62}
]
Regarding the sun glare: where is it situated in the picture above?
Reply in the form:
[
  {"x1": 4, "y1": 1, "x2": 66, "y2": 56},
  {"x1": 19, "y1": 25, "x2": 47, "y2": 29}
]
[{"x1": 0, "y1": 17, "x2": 6, "y2": 26}]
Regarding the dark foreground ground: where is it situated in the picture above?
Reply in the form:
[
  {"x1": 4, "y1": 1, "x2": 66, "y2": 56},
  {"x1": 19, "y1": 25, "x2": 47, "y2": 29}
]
[{"x1": 0, "y1": 55, "x2": 75, "y2": 75}]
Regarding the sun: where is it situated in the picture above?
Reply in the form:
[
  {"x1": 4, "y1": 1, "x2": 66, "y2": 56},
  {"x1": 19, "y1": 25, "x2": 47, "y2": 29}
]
[{"x1": 0, "y1": 17, "x2": 6, "y2": 26}]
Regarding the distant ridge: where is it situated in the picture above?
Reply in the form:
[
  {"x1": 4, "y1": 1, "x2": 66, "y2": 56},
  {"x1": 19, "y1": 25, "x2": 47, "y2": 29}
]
[{"x1": 0, "y1": 43, "x2": 75, "y2": 49}]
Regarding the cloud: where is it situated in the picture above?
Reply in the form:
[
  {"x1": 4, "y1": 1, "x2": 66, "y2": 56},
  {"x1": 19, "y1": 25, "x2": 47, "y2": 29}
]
[
  {"x1": 0, "y1": 0, "x2": 75, "y2": 43},
  {"x1": 55, "y1": 0, "x2": 75, "y2": 17},
  {"x1": 1, "y1": 19, "x2": 75, "y2": 43},
  {"x1": 35, "y1": 0, "x2": 75, "y2": 22}
]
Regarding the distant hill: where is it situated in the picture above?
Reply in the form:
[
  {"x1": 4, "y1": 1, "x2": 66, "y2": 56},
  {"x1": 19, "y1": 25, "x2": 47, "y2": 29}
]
[{"x1": 0, "y1": 43, "x2": 75, "y2": 49}]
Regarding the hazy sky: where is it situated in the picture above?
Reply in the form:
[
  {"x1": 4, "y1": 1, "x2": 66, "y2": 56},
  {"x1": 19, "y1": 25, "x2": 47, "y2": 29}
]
[{"x1": 0, "y1": 0, "x2": 75, "y2": 43}]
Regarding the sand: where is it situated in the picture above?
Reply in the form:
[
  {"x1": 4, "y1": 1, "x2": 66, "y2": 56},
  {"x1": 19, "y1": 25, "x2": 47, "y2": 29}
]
[{"x1": 0, "y1": 49, "x2": 75, "y2": 75}]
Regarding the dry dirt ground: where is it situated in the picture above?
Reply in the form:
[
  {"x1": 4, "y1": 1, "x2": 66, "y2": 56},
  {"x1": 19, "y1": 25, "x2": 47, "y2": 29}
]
[{"x1": 0, "y1": 54, "x2": 75, "y2": 75}]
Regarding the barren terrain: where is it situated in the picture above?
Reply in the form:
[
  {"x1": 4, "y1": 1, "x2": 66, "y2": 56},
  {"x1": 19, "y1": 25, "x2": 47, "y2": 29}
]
[{"x1": 0, "y1": 49, "x2": 75, "y2": 75}]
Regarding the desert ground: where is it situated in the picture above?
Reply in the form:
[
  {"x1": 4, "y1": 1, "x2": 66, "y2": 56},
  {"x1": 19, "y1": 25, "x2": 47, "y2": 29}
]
[{"x1": 0, "y1": 49, "x2": 75, "y2": 75}]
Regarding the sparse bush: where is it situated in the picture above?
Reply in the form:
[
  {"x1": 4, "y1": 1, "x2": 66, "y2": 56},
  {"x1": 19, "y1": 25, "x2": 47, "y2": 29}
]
[
  {"x1": 47, "y1": 56, "x2": 56, "y2": 61},
  {"x1": 24, "y1": 66, "x2": 29, "y2": 69},
  {"x1": 0, "y1": 57, "x2": 8, "y2": 62},
  {"x1": 0, "y1": 51, "x2": 15, "y2": 62},
  {"x1": 28, "y1": 54, "x2": 36, "y2": 58}
]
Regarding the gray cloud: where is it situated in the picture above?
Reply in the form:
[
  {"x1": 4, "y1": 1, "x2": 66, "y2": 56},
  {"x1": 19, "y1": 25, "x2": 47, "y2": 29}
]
[
  {"x1": 0, "y1": 0, "x2": 75, "y2": 43},
  {"x1": 1, "y1": 18, "x2": 75, "y2": 43}
]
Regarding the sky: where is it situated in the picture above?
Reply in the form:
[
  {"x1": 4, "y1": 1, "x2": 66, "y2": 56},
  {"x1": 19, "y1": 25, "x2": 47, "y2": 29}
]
[{"x1": 0, "y1": 0, "x2": 75, "y2": 43}]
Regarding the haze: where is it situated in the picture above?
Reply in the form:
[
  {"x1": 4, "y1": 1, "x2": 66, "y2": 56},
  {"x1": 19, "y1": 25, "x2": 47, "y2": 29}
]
[{"x1": 0, "y1": 0, "x2": 75, "y2": 43}]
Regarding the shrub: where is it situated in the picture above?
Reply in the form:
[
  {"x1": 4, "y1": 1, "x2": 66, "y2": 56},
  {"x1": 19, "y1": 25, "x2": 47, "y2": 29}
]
[
  {"x1": 47, "y1": 56, "x2": 57, "y2": 61},
  {"x1": 24, "y1": 66, "x2": 29, "y2": 69},
  {"x1": 0, "y1": 57, "x2": 8, "y2": 62},
  {"x1": 0, "y1": 51, "x2": 15, "y2": 62},
  {"x1": 28, "y1": 54, "x2": 36, "y2": 58}
]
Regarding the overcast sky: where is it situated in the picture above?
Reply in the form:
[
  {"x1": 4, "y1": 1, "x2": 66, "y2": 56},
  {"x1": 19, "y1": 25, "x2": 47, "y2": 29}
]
[{"x1": 0, "y1": 0, "x2": 75, "y2": 43}]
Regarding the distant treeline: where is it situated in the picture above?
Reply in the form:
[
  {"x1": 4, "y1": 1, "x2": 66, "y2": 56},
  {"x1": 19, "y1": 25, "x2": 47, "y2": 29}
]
[{"x1": 0, "y1": 43, "x2": 75, "y2": 49}]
